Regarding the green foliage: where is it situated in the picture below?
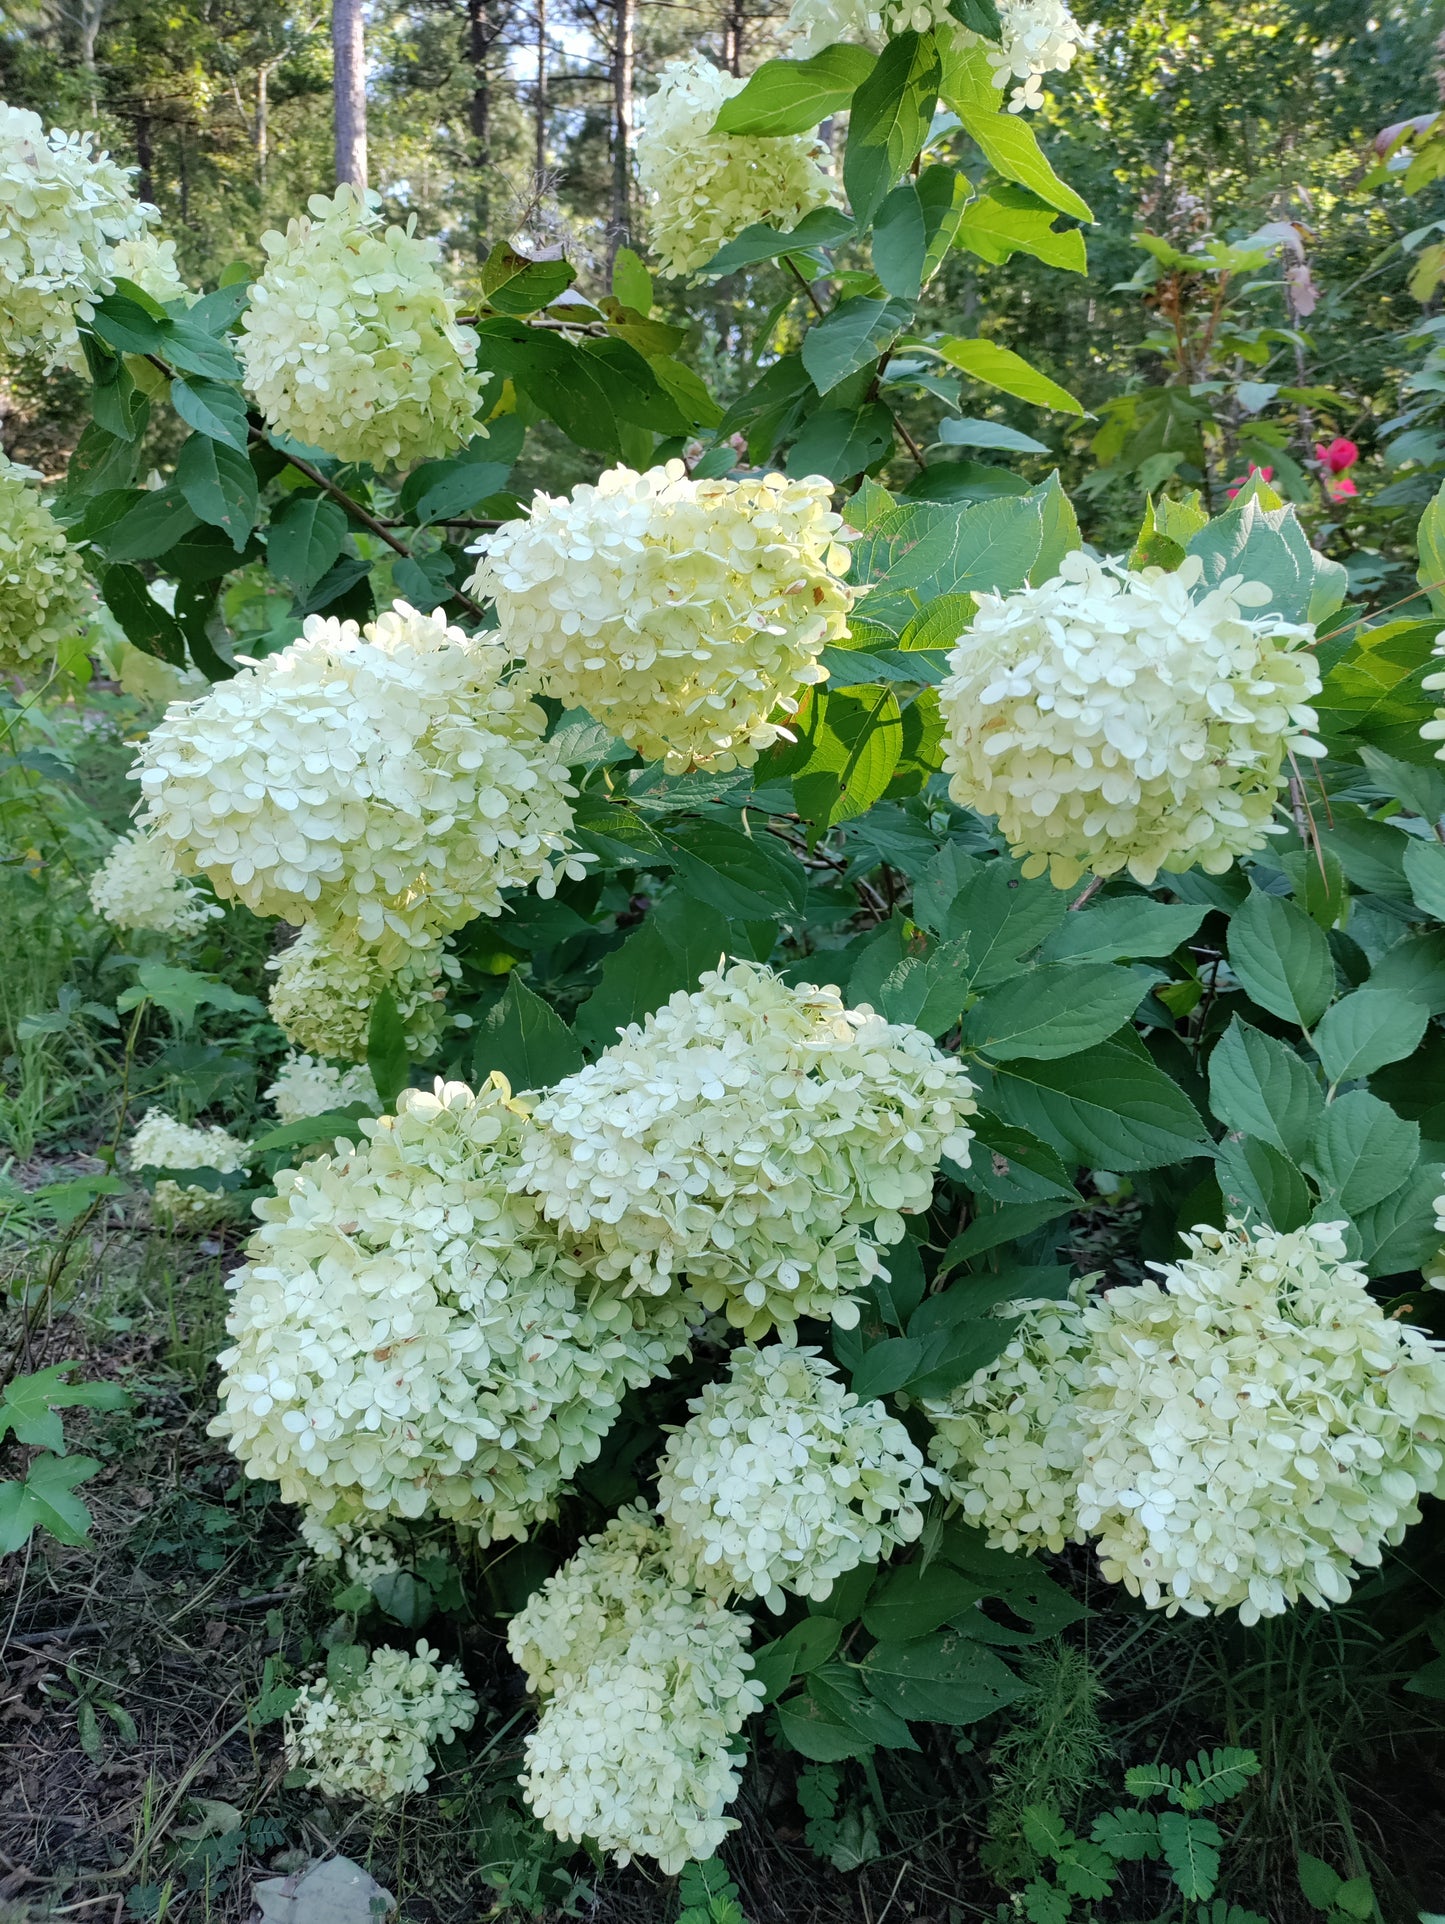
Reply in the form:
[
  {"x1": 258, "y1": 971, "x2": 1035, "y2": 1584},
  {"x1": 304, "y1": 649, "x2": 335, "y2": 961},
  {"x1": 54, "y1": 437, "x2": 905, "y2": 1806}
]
[
  {"x1": 676, "y1": 1858, "x2": 748, "y2": 1924},
  {"x1": 0, "y1": 1364, "x2": 128, "y2": 1554}
]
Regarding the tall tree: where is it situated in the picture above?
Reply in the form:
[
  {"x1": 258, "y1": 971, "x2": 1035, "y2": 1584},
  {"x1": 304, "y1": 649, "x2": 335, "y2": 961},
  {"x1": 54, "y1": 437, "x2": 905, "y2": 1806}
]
[
  {"x1": 333, "y1": 0, "x2": 367, "y2": 188},
  {"x1": 609, "y1": 0, "x2": 633, "y2": 262}
]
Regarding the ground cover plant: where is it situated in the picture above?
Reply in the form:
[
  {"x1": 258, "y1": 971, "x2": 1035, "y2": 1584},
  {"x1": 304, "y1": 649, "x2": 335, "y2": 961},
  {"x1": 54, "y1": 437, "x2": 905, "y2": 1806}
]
[{"x1": 5, "y1": 3, "x2": 1445, "y2": 1920}]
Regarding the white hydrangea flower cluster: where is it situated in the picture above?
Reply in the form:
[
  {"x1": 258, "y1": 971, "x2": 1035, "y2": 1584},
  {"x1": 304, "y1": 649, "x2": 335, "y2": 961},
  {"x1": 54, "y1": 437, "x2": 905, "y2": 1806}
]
[
  {"x1": 0, "y1": 450, "x2": 93, "y2": 675},
  {"x1": 938, "y1": 551, "x2": 1324, "y2": 889},
  {"x1": 932, "y1": 1226, "x2": 1445, "y2": 1625},
  {"x1": 88, "y1": 827, "x2": 222, "y2": 935},
  {"x1": 1416, "y1": 643, "x2": 1445, "y2": 766},
  {"x1": 210, "y1": 1079, "x2": 692, "y2": 1541},
  {"x1": 656, "y1": 1343, "x2": 933, "y2": 1605},
  {"x1": 1074, "y1": 1222, "x2": 1445, "y2": 1625},
  {"x1": 264, "y1": 1050, "x2": 378, "y2": 1123},
  {"x1": 511, "y1": 1506, "x2": 765, "y2": 1872},
  {"x1": 133, "y1": 602, "x2": 584, "y2": 952},
  {"x1": 923, "y1": 1283, "x2": 1092, "y2": 1555},
  {"x1": 516, "y1": 960, "x2": 977, "y2": 1338},
  {"x1": 784, "y1": 0, "x2": 1080, "y2": 110},
  {"x1": 285, "y1": 1640, "x2": 477, "y2": 1802},
  {"x1": 266, "y1": 922, "x2": 457, "y2": 1063},
  {"x1": 636, "y1": 58, "x2": 834, "y2": 280},
  {"x1": 0, "y1": 101, "x2": 155, "y2": 368},
  {"x1": 127, "y1": 1107, "x2": 251, "y2": 1225},
  {"x1": 238, "y1": 186, "x2": 486, "y2": 468},
  {"x1": 107, "y1": 231, "x2": 190, "y2": 305},
  {"x1": 467, "y1": 463, "x2": 852, "y2": 773}
]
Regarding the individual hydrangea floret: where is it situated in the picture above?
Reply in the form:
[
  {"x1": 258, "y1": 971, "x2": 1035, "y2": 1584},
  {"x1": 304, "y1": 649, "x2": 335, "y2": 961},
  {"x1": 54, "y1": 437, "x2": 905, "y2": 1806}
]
[
  {"x1": 637, "y1": 58, "x2": 833, "y2": 280},
  {"x1": 264, "y1": 1050, "x2": 378, "y2": 1123},
  {"x1": 467, "y1": 462, "x2": 853, "y2": 773},
  {"x1": 785, "y1": 0, "x2": 1081, "y2": 110},
  {"x1": 238, "y1": 186, "x2": 486, "y2": 467},
  {"x1": 938, "y1": 551, "x2": 1324, "y2": 889},
  {"x1": 266, "y1": 921, "x2": 457, "y2": 1064},
  {"x1": 107, "y1": 231, "x2": 190, "y2": 305},
  {"x1": 516, "y1": 960, "x2": 977, "y2": 1339},
  {"x1": 922, "y1": 1283, "x2": 1092, "y2": 1555},
  {"x1": 88, "y1": 827, "x2": 221, "y2": 935},
  {"x1": 657, "y1": 1344, "x2": 933, "y2": 1605},
  {"x1": 127, "y1": 1106, "x2": 250, "y2": 1225},
  {"x1": 1074, "y1": 1221, "x2": 1445, "y2": 1625},
  {"x1": 0, "y1": 102, "x2": 155, "y2": 368},
  {"x1": 512, "y1": 1506, "x2": 764, "y2": 1872},
  {"x1": 0, "y1": 450, "x2": 94, "y2": 675},
  {"x1": 210, "y1": 1079, "x2": 691, "y2": 1541},
  {"x1": 285, "y1": 1639, "x2": 477, "y2": 1801},
  {"x1": 133, "y1": 601, "x2": 586, "y2": 955}
]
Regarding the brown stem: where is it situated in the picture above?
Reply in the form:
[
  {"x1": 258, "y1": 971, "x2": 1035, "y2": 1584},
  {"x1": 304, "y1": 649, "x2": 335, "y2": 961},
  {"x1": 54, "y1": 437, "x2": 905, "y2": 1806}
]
[
  {"x1": 1069, "y1": 875, "x2": 1105, "y2": 911},
  {"x1": 784, "y1": 255, "x2": 827, "y2": 320}
]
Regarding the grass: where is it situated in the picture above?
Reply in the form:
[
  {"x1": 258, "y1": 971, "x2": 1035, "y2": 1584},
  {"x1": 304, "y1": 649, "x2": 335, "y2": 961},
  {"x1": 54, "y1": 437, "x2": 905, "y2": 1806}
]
[{"x1": 3, "y1": 690, "x2": 1445, "y2": 1923}]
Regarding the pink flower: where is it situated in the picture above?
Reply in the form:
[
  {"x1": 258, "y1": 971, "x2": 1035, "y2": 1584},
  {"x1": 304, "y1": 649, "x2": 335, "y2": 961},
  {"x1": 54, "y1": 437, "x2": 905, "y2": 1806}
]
[
  {"x1": 1325, "y1": 475, "x2": 1358, "y2": 501},
  {"x1": 1317, "y1": 437, "x2": 1358, "y2": 475},
  {"x1": 1227, "y1": 463, "x2": 1274, "y2": 501}
]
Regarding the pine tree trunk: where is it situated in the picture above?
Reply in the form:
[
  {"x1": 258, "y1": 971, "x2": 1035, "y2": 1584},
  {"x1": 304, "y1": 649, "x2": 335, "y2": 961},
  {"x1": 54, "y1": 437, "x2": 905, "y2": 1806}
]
[
  {"x1": 134, "y1": 111, "x2": 154, "y2": 207},
  {"x1": 468, "y1": 0, "x2": 493, "y2": 252},
  {"x1": 333, "y1": 0, "x2": 368, "y2": 190},
  {"x1": 534, "y1": 0, "x2": 547, "y2": 185},
  {"x1": 610, "y1": 0, "x2": 634, "y2": 265}
]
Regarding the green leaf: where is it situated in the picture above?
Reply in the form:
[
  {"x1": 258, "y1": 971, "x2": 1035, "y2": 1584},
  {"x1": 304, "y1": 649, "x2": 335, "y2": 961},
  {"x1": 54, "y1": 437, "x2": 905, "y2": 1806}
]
[
  {"x1": 1404, "y1": 836, "x2": 1445, "y2": 920},
  {"x1": 1357, "y1": 743, "x2": 1445, "y2": 824},
  {"x1": 0, "y1": 1365, "x2": 127, "y2": 1453},
  {"x1": 248, "y1": 1106, "x2": 373, "y2": 1160},
  {"x1": 933, "y1": 336, "x2": 1083, "y2": 415},
  {"x1": 574, "y1": 893, "x2": 736, "y2": 1049},
  {"x1": 176, "y1": 434, "x2": 258, "y2": 550},
  {"x1": 169, "y1": 376, "x2": 251, "y2": 454},
  {"x1": 1297, "y1": 1853, "x2": 1344, "y2": 1913},
  {"x1": 1188, "y1": 495, "x2": 1347, "y2": 628},
  {"x1": 1305, "y1": 1091, "x2": 1419, "y2": 1214},
  {"x1": 802, "y1": 296, "x2": 915, "y2": 396},
  {"x1": 787, "y1": 404, "x2": 896, "y2": 483},
  {"x1": 1312, "y1": 989, "x2": 1429, "y2": 1084},
  {"x1": 1157, "y1": 1813, "x2": 1223, "y2": 1902},
  {"x1": 844, "y1": 31, "x2": 942, "y2": 229},
  {"x1": 116, "y1": 960, "x2": 262, "y2": 1028},
  {"x1": 0, "y1": 1452, "x2": 103, "y2": 1553},
  {"x1": 705, "y1": 206, "x2": 856, "y2": 275},
  {"x1": 1214, "y1": 1134, "x2": 1311, "y2": 1232},
  {"x1": 791, "y1": 687, "x2": 905, "y2": 828},
  {"x1": 162, "y1": 317, "x2": 243, "y2": 383},
  {"x1": 1353, "y1": 1157, "x2": 1445, "y2": 1275},
  {"x1": 481, "y1": 243, "x2": 576, "y2": 315},
  {"x1": 1226, "y1": 890, "x2": 1335, "y2": 1028},
  {"x1": 1368, "y1": 930, "x2": 1445, "y2": 1013},
  {"x1": 367, "y1": 987, "x2": 410, "y2": 1110},
  {"x1": 1040, "y1": 899, "x2": 1205, "y2": 964},
  {"x1": 936, "y1": 416, "x2": 1051, "y2": 455},
  {"x1": 1090, "y1": 1805, "x2": 1160, "y2": 1863},
  {"x1": 988, "y1": 1034, "x2": 1208, "y2": 1172},
  {"x1": 861, "y1": 1628, "x2": 1026, "y2": 1725},
  {"x1": 474, "y1": 976, "x2": 584, "y2": 1094},
  {"x1": 961, "y1": 966, "x2": 1146, "y2": 1060},
  {"x1": 412, "y1": 459, "x2": 513, "y2": 528},
  {"x1": 714, "y1": 45, "x2": 876, "y2": 135},
  {"x1": 955, "y1": 182, "x2": 1087, "y2": 274},
  {"x1": 964, "y1": 1111, "x2": 1080, "y2": 1203},
  {"x1": 101, "y1": 563, "x2": 187, "y2": 667},
  {"x1": 939, "y1": 40, "x2": 1092, "y2": 220},
  {"x1": 476, "y1": 318, "x2": 624, "y2": 455},
  {"x1": 104, "y1": 484, "x2": 201, "y2": 561},
  {"x1": 1418, "y1": 480, "x2": 1445, "y2": 614},
  {"x1": 611, "y1": 246, "x2": 653, "y2": 313},
  {"x1": 873, "y1": 167, "x2": 971, "y2": 299},
  {"x1": 809, "y1": 1665, "x2": 919, "y2": 1751},
  {"x1": 89, "y1": 290, "x2": 173, "y2": 354},
  {"x1": 1318, "y1": 620, "x2": 1442, "y2": 765},
  {"x1": 929, "y1": 858, "x2": 1067, "y2": 982},
  {"x1": 940, "y1": 1200, "x2": 1071, "y2": 1262},
  {"x1": 1207, "y1": 1017, "x2": 1323, "y2": 1162},
  {"x1": 266, "y1": 494, "x2": 348, "y2": 592},
  {"x1": 862, "y1": 1560, "x2": 984, "y2": 1643}
]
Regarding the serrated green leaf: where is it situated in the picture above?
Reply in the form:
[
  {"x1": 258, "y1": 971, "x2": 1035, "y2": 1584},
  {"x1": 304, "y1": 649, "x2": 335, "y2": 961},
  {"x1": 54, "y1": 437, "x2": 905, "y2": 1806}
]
[
  {"x1": 266, "y1": 494, "x2": 348, "y2": 591},
  {"x1": 939, "y1": 40, "x2": 1092, "y2": 220},
  {"x1": 1041, "y1": 898, "x2": 1205, "y2": 964},
  {"x1": 103, "y1": 484, "x2": 201, "y2": 561},
  {"x1": 169, "y1": 376, "x2": 251, "y2": 453},
  {"x1": 934, "y1": 336, "x2": 1083, "y2": 415},
  {"x1": 802, "y1": 296, "x2": 916, "y2": 396},
  {"x1": 1214, "y1": 1133, "x2": 1311, "y2": 1232},
  {"x1": 956, "y1": 182, "x2": 1087, "y2": 273},
  {"x1": 988, "y1": 1035, "x2": 1208, "y2": 1172},
  {"x1": 0, "y1": 1366, "x2": 126, "y2": 1453},
  {"x1": 1418, "y1": 479, "x2": 1445, "y2": 615},
  {"x1": 367, "y1": 987, "x2": 410, "y2": 1110},
  {"x1": 1207, "y1": 1017, "x2": 1322, "y2": 1162},
  {"x1": 714, "y1": 45, "x2": 876, "y2": 136},
  {"x1": 1226, "y1": 890, "x2": 1335, "y2": 1028},
  {"x1": 705, "y1": 206, "x2": 856, "y2": 275},
  {"x1": 473, "y1": 976, "x2": 583, "y2": 1095},
  {"x1": 961, "y1": 965, "x2": 1146, "y2": 1060},
  {"x1": 101, "y1": 563, "x2": 187, "y2": 667},
  {"x1": 844, "y1": 31, "x2": 942, "y2": 229},
  {"x1": 176, "y1": 434, "x2": 258, "y2": 550},
  {"x1": 481, "y1": 244, "x2": 576, "y2": 315},
  {"x1": 861, "y1": 1628, "x2": 1025, "y2": 1725},
  {"x1": 1312, "y1": 989, "x2": 1428, "y2": 1084}
]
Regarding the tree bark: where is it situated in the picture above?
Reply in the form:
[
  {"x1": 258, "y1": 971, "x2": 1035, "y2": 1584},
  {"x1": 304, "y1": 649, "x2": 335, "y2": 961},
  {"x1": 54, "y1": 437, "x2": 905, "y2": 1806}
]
[
  {"x1": 134, "y1": 111, "x2": 154, "y2": 207},
  {"x1": 722, "y1": 0, "x2": 744, "y2": 77},
  {"x1": 256, "y1": 62, "x2": 270, "y2": 188},
  {"x1": 332, "y1": 0, "x2": 368, "y2": 191},
  {"x1": 534, "y1": 0, "x2": 547, "y2": 185},
  {"x1": 468, "y1": 0, "x2": 494, "y2": 251},
  {"x1": 609, "y1": 0, "x2": 634, "y2": 264}
]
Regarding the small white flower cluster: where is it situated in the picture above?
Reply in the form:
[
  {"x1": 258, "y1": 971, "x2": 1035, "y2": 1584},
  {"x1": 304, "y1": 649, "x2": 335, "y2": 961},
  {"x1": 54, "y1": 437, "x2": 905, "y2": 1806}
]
[
  {"x1": 210, "y1": 1078, "x2": 692, "y2": 1542},
  {"x1": 923, "y1": 1283, "x2": 1091, "y2": 1555},
  {"x1": 510, "y1": 1506, "x2": 765, "y2": 1872},
  {"x1": 784, "y1": 0, "x2": 1080, "y2": 110},
  {"x1": 88, "y1": 827, "x2": 222, "y2": 935},
  {"x1": 0, "y1": 450, "x2": 93, "y2": 675},
  {"x1": 930, "y1": 1224, "x2": 1445, "y2": 1624},
  {"x1": 467, "y1": 462, "x2": 852, "y2": 773},
  {"x1": 264, "y1": 1050, "x2": 378, "y2": 1123},
  {"x1": 656, "y1": 1343, "x2": 933, "y2": 1605},
  {"x1": 938, "y1": 551, "x2": 1324, "y2": 889},
  {"x1": 127, "y1": 1106, "x2": 251, "y2": 1225},
  {"x1": 636, "y1": 58, "x2": 834, "y2": 280},
  {"x1": 0, "y1": 101, "x2": 155, "y2": 368},
  {"x1": 285, "y1": 1639, "x2": 477, "y2": 1802},
  {"x1": 265, "y1": 922, "x2": 457, "y2": 1063},
  {"x1": 107, "y1": 231, "x2": 190, "y2": 305},
  {"x1": 516, "y1": 960, "x2": 977, "y2": 1338},
  {"x1": 238, "y1": 186, "x2": 486, "y2": 468}
]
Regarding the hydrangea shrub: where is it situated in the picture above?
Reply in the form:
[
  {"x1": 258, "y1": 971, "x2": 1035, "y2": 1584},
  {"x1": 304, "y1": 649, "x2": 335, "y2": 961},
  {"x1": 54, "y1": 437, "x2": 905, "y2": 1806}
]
[{"x1": 6, "y1": 8, "x2": 1445, "y2": 1884}]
